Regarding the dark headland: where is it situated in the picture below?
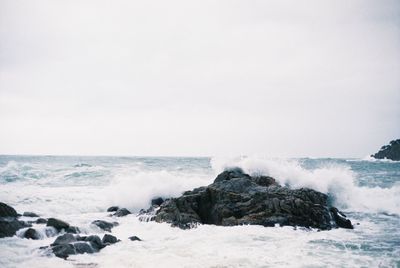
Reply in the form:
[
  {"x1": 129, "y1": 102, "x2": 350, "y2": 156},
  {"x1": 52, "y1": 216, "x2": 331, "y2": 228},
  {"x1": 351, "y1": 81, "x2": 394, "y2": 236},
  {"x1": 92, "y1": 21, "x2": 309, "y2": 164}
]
[{"x1": 371, "y1": 139, "x2": 400, "y2": 161}]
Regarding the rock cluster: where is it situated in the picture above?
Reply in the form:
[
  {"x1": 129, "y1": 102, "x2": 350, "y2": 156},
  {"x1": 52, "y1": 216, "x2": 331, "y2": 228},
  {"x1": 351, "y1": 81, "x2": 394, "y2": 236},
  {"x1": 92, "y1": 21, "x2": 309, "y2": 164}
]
[
  {"x1": 0, "y1": 202, "x2": 31, "y2": 238},
  {"x1": 151, "y1": 168, "x2": 353, "y2": 230},
  {"x1": 0, "y1": 202, "x2": 141, "y2": 260},
  {"x1": 49, "y1": 233, "x2": 119, "y2": 259},
  {"x1": 371, "y1": 139, "x2": 400, "y2": 161}
]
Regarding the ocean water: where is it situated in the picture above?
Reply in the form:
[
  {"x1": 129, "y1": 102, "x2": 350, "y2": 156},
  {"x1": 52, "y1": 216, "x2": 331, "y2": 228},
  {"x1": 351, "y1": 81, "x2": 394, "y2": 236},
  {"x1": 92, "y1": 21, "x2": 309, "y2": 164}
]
[{"x1": 0, "y1": 155, "x2": 399, "y2": 268}]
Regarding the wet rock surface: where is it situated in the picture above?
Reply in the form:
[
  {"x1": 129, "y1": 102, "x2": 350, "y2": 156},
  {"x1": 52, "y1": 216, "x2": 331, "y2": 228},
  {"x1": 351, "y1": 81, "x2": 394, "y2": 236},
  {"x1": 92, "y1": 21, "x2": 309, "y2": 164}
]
[
  {"x1": 23, "y1": 228, "x2": 41, "y2": 240},
  {"x1": 0, "y1": 202, "x2": 127, "y2": 260},
  {"x1": 49, "y1": 233, "x2": 119, "y2": 259},
  {"x1": 152, "y1": 168, "x2": 353, "y2": 230},
  {"x1": 113, "y1": 208, "x2": 131, "y2": 217},
  {"x1": 128, "y1": 235, "x2": 141, "y2": 241},
  {"x1": 107, "y1": 206, "x2": 119, "y2": 212},
  {"x1": 372, "y1": 139, "x2": 400, "y2": 161},
  {"x1": 102, "y1": 234, "x2": 119, "y2": 245},
  {"x1": 0, "y1": 202, "x2": 31, "y2": 238},
  {"x1": 23, "y1": 212, "x2": 40, "y2": 217},
  {"x1": 151, "y1": 197, "x2": 164, "y2": 206},
  {"x1": 36, "y1": 218, "x2": 47, "y2": 224},
  {"x1": 46, "y1": 218, "x2": 70, "y2": 231},
  {"x1": 0, "y1": 202, "x2": 18, "y2": 217},
  {"x1": 91, "y1": 220, "x2": 118, "y2": 232}
]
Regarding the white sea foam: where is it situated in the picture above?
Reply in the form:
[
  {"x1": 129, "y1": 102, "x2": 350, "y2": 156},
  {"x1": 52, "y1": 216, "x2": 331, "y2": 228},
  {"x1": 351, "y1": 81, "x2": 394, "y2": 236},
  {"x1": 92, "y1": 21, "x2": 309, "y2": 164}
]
[
  {"x1": 1, "y1": 156, "x2": 399, "y2": 268},
  {"x1": 211, "y1": 156, "x2": 400, "y2": 215},
  {"x1": 105, "y1": 170, "x2": 212, "y2": 212}
]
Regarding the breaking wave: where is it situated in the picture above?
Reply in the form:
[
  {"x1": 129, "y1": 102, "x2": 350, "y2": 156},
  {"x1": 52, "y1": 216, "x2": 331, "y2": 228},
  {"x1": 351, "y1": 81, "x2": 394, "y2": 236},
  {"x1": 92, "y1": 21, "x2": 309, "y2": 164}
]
[{"x1": 211, "y1": 156, "x2": 400, "y2": 215}]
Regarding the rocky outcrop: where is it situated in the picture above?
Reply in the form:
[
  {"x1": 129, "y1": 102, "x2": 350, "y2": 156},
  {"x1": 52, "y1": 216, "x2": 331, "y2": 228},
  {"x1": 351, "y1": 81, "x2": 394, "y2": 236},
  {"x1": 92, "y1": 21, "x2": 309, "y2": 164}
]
[
  {"x1": 0, "y1": 202, "x2": 31, "y2": 238},
  {"x1": 151, "y1": 168, "x2": 353, "y2": 230},
  {"x1": 372, "y1": 139, "x2": 400, "y2": 161}
]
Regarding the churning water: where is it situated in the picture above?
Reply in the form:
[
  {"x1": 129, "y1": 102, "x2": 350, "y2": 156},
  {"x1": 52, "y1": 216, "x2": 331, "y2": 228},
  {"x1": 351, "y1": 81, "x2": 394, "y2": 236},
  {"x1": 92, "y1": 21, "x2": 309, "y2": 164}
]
[{"x1": 0, "y1": 155, "x2": 399, "y2": 267}]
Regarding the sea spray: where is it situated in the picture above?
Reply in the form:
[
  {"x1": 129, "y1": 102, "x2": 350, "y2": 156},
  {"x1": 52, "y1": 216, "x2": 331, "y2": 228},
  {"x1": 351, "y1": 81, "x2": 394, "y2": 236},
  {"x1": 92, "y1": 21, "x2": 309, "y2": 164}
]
[
  {"x1": 211, "y1": 156, "x2": 400, "y2": 215},
  {"x1": 0, "y1": 156, "x2": 399, "y2": 267}
]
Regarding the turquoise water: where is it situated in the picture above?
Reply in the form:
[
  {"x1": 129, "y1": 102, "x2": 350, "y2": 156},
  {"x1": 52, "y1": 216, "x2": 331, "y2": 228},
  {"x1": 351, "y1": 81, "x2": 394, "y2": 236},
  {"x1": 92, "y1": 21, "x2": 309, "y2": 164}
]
[{"x1": 0, "y1": 155, "x2": 399, "y2": 267}]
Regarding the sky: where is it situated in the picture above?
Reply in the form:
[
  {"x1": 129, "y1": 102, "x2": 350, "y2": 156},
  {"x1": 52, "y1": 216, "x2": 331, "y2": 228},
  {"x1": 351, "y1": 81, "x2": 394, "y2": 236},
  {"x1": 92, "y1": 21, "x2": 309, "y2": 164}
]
[{"x1": 0, "y1": 0, "x2": 399, "y2": 157}]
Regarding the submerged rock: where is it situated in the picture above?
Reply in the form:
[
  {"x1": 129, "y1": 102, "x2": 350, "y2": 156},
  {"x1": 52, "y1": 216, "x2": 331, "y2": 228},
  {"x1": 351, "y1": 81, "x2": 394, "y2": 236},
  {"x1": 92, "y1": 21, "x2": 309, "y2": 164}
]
[
  {"x1": 52, "y1": 244, "x2": 76, "y2": 259},
  {"x1": 91, "y1": 220, "x2": 117, "y2": 232},
  {"x1": 371, "y1": 139, "x2": 400, "y2": 161},
  {"x1": 128, "y1": 235, "x2": 141, "y2": 241},
  {"x1": 152, "y1": 168, "x2": 353, "y2": 230},
  {"x1": 113, "y1": 208, "x2": 131, "y2": 217},
  {"x1": 36, "y1": 218, "x2": 47, "y2": 224},
  {"x1": 74, "y1": 242, "x2": 96, "y2": 254},
  {"x1": 102, "y1": 234, "x2": 119, "y2": 245},
  {"x1": 51, "y1": 233, "x2": 77, "y2": 246},
  {"x1": 84, "y1": 235, "x2": 104, "y2": 250},
  {"x1": 23, "y1": 212, "x2": 39, "y2": 217},
  {"x1": 23, "y1": 228, "x2": 41, "y2": 240},
  {"x1": 50, "y1": 234, "x2": 104, "y2": 259},
  {"x1": 66, "y1": 226, "x2": 80, "y2": 234},
  {"x1": 47, "y1": 218, "x2": 70, "y2": 231}
]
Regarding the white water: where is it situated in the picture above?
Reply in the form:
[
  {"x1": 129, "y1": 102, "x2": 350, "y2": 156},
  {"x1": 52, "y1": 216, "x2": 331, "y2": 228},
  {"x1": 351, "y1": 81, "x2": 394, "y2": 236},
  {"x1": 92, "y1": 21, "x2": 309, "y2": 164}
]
[
  {"x1": 212, "y1": 156, "x2": 400, "y2": 215},
  {"x1": 0, "y1": 156, "x2": 399, "y2": 267}
]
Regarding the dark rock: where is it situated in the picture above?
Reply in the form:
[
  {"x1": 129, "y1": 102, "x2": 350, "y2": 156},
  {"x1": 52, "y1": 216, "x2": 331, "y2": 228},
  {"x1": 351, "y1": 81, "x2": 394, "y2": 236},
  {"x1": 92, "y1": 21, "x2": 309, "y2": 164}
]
[
  {"x1": 1, "y1": 219, "x2": 30, "y2": 238},
  {"x1": 85, "y1": 235, "x2": 104, "y2": 250},
  {"x1": 23, "y1": 212, "x2": 39, "y2": 217},
  {"x1": 36, "y1": 218, "x2": 47, "y2": 224},
  {"x1": 92, "y1": 220, "x2": 117, "y2": 232},
  {"x1": 372, "y1": 139, "x2": 400, "y2": 161},
  {"x1": 253, "y1": 176, "x2": 279, "y2": 187},
  {"x1": 102, "y1": 234, "x2": 119, "y2": 245},
  {"x1": 51, "y1": 233, "x2": 77, "y2": 246},
  {"x1": 152, "y1": 168, "x2": 353, "y2": 230},
  {"x1": 214, "y1": 167, "x2": 250, "y2": 183},
  {"x1": 52, "y1": 244, "x2": 76, "y2": 259},
  {"x1": 151, "y1": 197, "x2": 164, "y2": 206},
  {"x1": 76, "y1": 235, "x2": 87, "y2": 241},
  {"x1": 74, "y1": 242, "x2": 96, "y2": 254},
  {"x1": 107, "y1": 206, "x2": 119, "y2": 212},
  {"x1": 330, "y1": 207, "x2": 354, "y2": 229},
  {"x1": 128, "y1": 235, "x2": 141, "y2": 241},
  {"x1": 66, "y1": 226, "x2": 80, "y2": 234},
  {"x1": 113, "y1": 208, "x2": 131, "y2": 217},
  {"x1": 23, "y1": 228, "x2": 41, "y2": 240},
  {"x1": 46, "y1": 218, "x2": 70, "y2": 231},
  {"x1": 0, "y1": 202, "x2": 18, "y2": 217}
]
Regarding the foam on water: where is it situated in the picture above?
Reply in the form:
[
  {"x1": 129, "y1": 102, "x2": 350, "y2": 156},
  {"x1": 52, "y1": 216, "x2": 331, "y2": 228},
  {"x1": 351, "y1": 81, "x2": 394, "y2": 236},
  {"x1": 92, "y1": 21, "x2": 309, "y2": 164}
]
[
  {"x1": 105, "y1": 170, "x2": 212, "y2": 212},
  {"x1": 0, "y1": 156, "x2": 399, "y2": 268},
  {"x1": 211, "y1": 156, "x2": 400, "y2": 215}
]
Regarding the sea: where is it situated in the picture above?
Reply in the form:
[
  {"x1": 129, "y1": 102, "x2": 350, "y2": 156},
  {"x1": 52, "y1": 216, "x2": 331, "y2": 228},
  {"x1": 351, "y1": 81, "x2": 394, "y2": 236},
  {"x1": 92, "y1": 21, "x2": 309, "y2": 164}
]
[{"x1": 0, "y1": 155, "x2": 399, "y2": 268}]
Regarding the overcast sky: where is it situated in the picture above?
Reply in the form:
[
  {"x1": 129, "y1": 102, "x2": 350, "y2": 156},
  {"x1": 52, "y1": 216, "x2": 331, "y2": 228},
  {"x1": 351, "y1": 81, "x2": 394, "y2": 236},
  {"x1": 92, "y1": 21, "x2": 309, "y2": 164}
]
[{"x1": 0, "y1": 0, "x2": 399, "y2": 157}]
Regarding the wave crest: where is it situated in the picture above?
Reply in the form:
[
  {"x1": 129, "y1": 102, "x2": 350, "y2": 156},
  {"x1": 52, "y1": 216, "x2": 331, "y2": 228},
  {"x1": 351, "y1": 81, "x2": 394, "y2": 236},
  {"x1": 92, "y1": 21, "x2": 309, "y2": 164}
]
[{"x1": 211, "y1": 156, "x2": 400, "y2": 215}]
